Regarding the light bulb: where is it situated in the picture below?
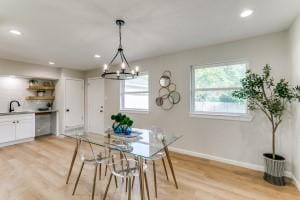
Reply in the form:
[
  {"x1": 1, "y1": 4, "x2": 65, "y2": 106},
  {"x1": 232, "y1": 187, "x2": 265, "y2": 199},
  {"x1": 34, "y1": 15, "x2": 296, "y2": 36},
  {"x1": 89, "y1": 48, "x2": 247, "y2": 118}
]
[
  {"x1": 131, "y1": 70, "x2": 135, "y2": 75},
  {"x1": 103, "y1": 64, "x2": 108, "y2": 71},
  {"x1": 240, "y1": 9, "x2": 254, "y2": 18},
  {"x1": 121, "y1": 62, "x2": 125, "y2": 69},
  {"x1": 116, "y1": 70, "x2": 120, "y2": 76},
  {"x1": 135, "y1": 66, "x2": 139, "y2": 72}
]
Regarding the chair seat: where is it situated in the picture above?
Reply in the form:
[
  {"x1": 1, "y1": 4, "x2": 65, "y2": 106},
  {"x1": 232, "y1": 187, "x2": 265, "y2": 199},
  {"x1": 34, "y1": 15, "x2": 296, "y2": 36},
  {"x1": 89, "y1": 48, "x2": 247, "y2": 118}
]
[
  {"x1": 146, "y1": 151, "x2": 166, "y2": 161},
  {"x1": 79, "y1": 152, "x2": 111, "y2": 164},
  {"x1": 110, "y1": 158, "x2": 147, "y2": 178}
]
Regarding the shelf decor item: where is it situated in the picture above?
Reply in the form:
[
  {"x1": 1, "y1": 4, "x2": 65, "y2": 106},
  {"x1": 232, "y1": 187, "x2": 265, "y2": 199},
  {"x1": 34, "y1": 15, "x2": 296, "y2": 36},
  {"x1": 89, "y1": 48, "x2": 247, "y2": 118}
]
[
  {"x1": 111, "y1": 113, "x2": 134, "y2": 135},
  {"x1": 233, "y1": 64, "x2": 300, "y2": 186},
  {"x1": 37, "y1": 90, "x2": 45, "y2": 97},
  {"x1": 156, "y1": 71, "x2": 181, "y2": 110},
  {"x1": 29, "y1": 79, "x2": 38, "y2": 87},
  {"x1": 101, "y1": 19, "x2": 140, "y2": 80}
]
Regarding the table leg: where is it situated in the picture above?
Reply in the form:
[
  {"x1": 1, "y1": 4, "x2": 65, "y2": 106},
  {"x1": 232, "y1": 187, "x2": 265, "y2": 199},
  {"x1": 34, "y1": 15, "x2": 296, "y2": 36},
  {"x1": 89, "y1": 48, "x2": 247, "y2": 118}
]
[
  {"x1": 164, "y1": 146, "x2": 178, "y2": 189},
  {"x1": 66, "y1": 139, "x2": 80, "y2": 184},
  {"x1": 139, "y1": 156, "x2": 145, "y2": 200}
]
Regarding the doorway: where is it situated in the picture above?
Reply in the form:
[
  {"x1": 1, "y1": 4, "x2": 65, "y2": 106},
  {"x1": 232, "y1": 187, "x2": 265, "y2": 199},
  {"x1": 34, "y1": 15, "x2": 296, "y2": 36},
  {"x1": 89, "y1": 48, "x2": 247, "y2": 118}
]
[{"x1": 87, "y1": 78, "x2": 104, "y2": 133}]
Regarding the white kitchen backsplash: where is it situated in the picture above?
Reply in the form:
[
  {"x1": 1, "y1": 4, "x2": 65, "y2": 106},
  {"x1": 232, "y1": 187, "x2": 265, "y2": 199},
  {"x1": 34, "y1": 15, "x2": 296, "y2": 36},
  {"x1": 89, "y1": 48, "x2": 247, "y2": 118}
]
[{"x1": 0, "y1": 76, "x2": 53, "y2": 113}]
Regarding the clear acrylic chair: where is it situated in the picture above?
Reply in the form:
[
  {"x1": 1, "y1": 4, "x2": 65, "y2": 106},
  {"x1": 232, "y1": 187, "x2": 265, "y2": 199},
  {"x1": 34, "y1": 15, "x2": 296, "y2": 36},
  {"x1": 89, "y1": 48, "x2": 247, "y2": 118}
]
[
  {"x1": 72, "y1": 136, "x2": 111, "y2": 200},
  {"x1": 145, "y1": 151, "x2": 169, "y2": 198},
  {"x1": 103, "y1": 152, "x2": 149, "y2": 200},
  {"x1": 145, "y1": 126, "x2": 173, "y2": 198}
]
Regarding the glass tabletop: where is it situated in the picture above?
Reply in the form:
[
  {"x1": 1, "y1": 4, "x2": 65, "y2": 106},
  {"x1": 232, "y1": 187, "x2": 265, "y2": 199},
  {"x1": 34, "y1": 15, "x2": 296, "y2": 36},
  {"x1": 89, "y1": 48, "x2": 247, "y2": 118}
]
[{"x1": 63, "y1": 128, "x2": 182, "y2": 159}]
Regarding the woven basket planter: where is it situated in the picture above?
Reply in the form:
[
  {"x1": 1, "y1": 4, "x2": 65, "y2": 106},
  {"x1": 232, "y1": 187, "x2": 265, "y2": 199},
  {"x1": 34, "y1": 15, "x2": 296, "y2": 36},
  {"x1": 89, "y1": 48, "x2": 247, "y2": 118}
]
[{"x1": 263, "y1": 153, "x2": 286, "y2": 186}]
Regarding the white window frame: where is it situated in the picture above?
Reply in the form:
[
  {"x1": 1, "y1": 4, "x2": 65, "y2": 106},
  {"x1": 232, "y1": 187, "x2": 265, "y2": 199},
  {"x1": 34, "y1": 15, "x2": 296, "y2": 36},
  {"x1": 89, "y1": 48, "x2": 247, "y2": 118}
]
[
  {"x1": 190, "y1": 61, "x2": 252, "y2": 121},
  {"x1": 120, "y1": 72, "x2": 149, "y2": 113}
]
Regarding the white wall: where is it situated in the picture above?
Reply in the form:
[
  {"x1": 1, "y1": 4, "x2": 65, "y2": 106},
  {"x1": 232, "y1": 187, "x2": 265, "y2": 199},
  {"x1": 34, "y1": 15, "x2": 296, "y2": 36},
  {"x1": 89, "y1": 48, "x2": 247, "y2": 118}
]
[
  {"x1": 0, "y1": 58, "x2": 61, "y2": 79},
  {"x1": 289, "y1": 16, "x2": 300, "y2": 189},
  {"x1": 86, "y1": 31, "x2": 294, "y2": 172}
]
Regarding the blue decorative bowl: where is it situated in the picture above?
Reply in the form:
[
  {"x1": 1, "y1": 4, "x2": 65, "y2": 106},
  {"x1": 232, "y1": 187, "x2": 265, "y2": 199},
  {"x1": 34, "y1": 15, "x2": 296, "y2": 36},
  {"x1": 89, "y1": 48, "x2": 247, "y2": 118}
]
[
  {"x1": 113, "y1": 126, "x2": 123, "y2": 134},
  {"x1": 124, "y1": 127, "x2": 132, "y2": 135}
]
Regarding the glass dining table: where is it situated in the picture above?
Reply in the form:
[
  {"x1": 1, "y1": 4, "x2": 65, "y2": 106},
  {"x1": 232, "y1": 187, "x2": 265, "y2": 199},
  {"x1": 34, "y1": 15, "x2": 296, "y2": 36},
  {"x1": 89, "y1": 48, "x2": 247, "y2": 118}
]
[{"x1": 63, "y1": 128, "x2": 182, "y2": 200}]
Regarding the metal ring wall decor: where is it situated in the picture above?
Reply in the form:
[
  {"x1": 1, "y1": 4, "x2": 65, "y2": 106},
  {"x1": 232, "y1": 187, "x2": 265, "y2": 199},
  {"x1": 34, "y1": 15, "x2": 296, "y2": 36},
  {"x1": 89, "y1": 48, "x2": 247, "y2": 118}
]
[{"x1": 156, "y1": 70, "x2": 181, "y2": 110}]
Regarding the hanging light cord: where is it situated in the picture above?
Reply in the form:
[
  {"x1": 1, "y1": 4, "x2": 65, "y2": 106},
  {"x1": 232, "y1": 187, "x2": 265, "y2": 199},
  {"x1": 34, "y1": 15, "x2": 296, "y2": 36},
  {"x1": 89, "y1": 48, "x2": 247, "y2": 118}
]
[
  {"x1": 119, "y1": 23, "x2": 122, "y2": 49},
  {"x1": 108, "y1": 21, "x2": 130, "y2": 67}
]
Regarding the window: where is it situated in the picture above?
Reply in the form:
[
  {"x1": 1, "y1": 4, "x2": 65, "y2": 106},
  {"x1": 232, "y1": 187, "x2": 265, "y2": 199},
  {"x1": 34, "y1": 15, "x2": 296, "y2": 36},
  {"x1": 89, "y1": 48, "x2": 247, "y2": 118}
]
[
  {"x1": 120, "y1": 73, "x2": 149, "y2": 111},
  {"x1": 191, "y1": 62, "x2": 247, "y2": 116}
]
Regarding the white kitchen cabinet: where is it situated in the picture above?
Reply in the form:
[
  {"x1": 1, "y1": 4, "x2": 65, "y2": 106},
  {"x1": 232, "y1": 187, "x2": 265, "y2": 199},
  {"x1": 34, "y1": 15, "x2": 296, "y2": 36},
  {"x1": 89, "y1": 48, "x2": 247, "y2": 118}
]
[
  {"x1": 0, "y1": 113, "x2": 35, "y2": 147},
  {"x1": 0, "y1": 121, "x2": 15, "y2": 143},
  {"x1": 16, "y1": 119, "x2": 35, "y2": 140}
]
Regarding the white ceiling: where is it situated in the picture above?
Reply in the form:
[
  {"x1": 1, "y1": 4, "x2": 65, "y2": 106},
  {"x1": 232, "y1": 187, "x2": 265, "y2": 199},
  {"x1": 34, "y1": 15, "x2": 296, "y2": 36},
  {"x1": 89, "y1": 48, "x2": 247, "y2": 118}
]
[{"x1": 0, "y1": 0, "x2": 300, "y2": 70}]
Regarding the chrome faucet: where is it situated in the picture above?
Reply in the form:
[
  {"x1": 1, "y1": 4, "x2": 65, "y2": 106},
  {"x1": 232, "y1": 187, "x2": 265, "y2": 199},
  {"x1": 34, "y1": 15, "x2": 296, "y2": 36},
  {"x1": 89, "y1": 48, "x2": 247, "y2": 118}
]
[{"x1": 9, "y1": 100, "x2": 20, "y2": 112}]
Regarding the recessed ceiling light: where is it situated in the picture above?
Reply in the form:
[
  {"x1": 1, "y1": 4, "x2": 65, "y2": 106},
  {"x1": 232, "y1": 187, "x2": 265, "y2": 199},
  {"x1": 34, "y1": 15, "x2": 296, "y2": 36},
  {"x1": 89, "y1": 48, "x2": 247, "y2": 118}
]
[
  {"x1": 48, "y1": 61, "x2": 55, "y2": 65},
  {"x1": 240, "y1": 9, "x2": 254, "y2": 18},
  {"x1": 94, "y1": 54, "x2": 101, "y2": 58},
  {"x1": 9, "y1": 29, "x2": 22, "y2": 36}
]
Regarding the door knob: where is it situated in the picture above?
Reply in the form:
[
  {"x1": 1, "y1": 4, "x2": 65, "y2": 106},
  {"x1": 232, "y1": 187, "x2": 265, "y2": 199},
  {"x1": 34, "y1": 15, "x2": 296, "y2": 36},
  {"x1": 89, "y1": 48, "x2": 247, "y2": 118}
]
[
  {"x1": 100, "y1": 110, "x2": 103, "y2": 112},
  {"x1": 66, "y1": 109, "x2": 70, "y2": 112}
]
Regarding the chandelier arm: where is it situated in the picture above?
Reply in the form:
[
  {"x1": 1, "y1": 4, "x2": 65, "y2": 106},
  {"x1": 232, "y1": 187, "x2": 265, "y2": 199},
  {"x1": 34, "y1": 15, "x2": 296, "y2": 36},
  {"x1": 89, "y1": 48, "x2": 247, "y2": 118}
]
[
  {"x1": 120, "y1": 51, "x2": 124, "y2": 63},
  {"x1": 121, "y1": 51, "x2": 131, "y2": 68},
  {"x1": 109, "y1": 50, "x2": 120, "y2": 66}
]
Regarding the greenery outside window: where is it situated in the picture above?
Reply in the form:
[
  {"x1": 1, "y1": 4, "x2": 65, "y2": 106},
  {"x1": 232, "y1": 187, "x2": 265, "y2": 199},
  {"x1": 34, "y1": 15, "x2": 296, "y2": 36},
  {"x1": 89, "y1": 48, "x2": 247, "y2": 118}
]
[
  {"x1": 120, "y1": 73, "x2": 149, "y2": 112},
  {"x1": 190, "y1": 62, "x2": 249, "y2": 119}
]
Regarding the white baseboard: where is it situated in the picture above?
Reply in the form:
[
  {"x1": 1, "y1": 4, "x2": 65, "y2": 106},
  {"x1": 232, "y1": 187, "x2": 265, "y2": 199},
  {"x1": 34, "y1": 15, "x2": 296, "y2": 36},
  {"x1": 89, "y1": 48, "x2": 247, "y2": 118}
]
[
  {"x1": 168, "y1": 146, "x2": 293, "y2": 178},
  {"x1": 0, "y1": 138, "x2": 34, "y2": 148},
  {"x1": 292, "y1": 175, "x2": 300, "y2": 191}
]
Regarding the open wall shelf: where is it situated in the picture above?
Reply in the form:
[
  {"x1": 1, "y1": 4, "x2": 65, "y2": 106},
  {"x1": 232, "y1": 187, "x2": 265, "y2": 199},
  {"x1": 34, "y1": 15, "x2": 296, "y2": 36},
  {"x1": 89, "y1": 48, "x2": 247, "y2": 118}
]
[
  {"x1": 26, "y1": 96, "x2": 55, "y2": 100},
  {"x1": 28, "y1": 86, "x2": 55, "y2": 90}
]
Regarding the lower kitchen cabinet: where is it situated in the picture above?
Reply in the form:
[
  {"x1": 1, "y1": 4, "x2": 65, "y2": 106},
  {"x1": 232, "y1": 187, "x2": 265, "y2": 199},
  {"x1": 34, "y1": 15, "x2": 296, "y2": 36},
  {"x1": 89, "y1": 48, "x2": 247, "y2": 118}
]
[
  {"x1": 16, "y1": 118, "x2": 35, "y2": 140},
  {"x1": 0, "y1": 113, "x2": 35, "y2": 146},
  {"x1": 0, "y1": 121, "x2": 15, "y2": 143}
]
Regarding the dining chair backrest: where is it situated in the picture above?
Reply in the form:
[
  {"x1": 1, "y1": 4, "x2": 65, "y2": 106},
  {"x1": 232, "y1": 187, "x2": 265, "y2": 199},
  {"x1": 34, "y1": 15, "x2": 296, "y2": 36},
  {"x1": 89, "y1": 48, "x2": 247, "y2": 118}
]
[{"x1": 76, "y1": 135, "x2": 98, "y2": 162}]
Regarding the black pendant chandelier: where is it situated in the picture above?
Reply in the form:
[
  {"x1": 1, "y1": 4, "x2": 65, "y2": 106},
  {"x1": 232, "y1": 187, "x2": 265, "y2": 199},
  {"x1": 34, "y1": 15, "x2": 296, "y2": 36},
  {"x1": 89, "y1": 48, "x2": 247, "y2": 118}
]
[{"x1": 101, "y1": 19, "x2": 139, "y2": 80}]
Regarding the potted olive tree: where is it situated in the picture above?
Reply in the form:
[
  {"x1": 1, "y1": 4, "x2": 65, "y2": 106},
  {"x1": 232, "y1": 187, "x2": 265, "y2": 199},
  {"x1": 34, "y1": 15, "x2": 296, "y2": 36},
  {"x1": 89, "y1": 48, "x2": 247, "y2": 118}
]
[{"x1": 233, "y1": 64, "x2": 300, "y2": 186}]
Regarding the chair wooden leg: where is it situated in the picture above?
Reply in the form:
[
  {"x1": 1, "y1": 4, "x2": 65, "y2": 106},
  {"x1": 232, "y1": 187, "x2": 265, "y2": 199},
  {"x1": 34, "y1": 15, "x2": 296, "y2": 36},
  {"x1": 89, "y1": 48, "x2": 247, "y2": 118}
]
[
  {"x1": 120, "y1": 152, "x2": 125, "y2": 183},
  {"x1": 126, "y1": 177, "x2": 128, "y2": 192},
  {"x1": 92, "y1": 164, "x2": 98, "y2": 200},
  {"x1": 144, "y1": 172, "x2": 150, "y2": 200},
  {"x1": 72, "y1": 162, "x2": 85, "y2": 195},
  {"x1": 105, "y1": 164, "x2": 108, "y2": 176},
  {"x1": 103, "y1": 173, "x2": 113, "y2": 200},
  {"x1": 66, "y1": 139, "x2": 80, "y2": 184},
  {"x1": 162, "y1": 158, "x2": 169, "y2": 181},
  {"x1": 131, "y1": 176, "x2": 135, "y2": 189},
  {"x1": 139, "y1": 157, "x2": 145, "y2": 200},
  {"x1": 164, "y1": 146, "x2": 178, "y2": 189},
  {"x1": 128, "y1": 177, "x2": 132, "y2": 200},
  {"x1": 105, "y1": 150, "x2": 111, "y2": 176},
  {"x1": 153, "y1": 161, "x2": 157, "y2": 198},
  {"x1": 112, "y1": 155, "x2": 118, "y2": 188},
  {"x1": 99, "y1": 163, "x2": 102, "y2": 180}
]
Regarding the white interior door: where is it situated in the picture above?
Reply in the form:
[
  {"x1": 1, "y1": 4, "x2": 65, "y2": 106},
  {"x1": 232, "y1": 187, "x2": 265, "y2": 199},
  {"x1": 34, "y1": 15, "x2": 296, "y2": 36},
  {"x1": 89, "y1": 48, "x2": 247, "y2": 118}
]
[
  {"x1": 87, "y1": 78, "x2": 104, "y2": 133},
  {"x1": 65, "y1": 79, "x2": 84, "y2": 129}
]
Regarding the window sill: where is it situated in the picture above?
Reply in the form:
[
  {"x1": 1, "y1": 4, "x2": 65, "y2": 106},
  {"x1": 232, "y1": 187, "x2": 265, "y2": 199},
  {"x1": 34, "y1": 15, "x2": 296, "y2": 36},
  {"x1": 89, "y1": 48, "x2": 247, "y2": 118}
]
[
  {"x1": 189, "y1": 112, "x2": 253, "y2": 122},
  {"x1": 120, "y1": 109, "x2": 149, "y2": 115}
]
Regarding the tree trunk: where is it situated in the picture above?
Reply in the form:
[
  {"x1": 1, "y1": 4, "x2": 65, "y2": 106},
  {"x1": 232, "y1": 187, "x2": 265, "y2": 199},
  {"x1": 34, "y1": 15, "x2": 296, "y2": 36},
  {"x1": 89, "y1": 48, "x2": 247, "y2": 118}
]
[{"x1": 272, "y1": 129, "x2": 276, "y2": 159}]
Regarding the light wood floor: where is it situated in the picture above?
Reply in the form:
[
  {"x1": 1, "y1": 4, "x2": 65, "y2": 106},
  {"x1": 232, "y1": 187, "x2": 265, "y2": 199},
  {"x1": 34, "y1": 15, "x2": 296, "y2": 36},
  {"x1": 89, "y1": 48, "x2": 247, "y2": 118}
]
[{"x1": 0, "y1": 136, "x2": 299, "y2": 200}]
